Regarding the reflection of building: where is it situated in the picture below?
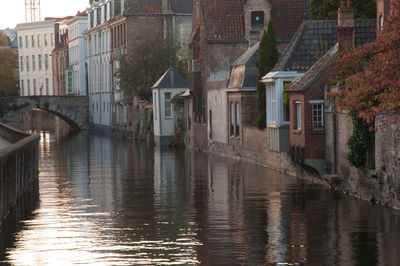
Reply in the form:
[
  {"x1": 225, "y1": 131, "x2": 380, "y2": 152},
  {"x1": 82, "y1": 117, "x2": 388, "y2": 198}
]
[{"x1": 16, "y1": 19, "x2": 56, "y2": 96}]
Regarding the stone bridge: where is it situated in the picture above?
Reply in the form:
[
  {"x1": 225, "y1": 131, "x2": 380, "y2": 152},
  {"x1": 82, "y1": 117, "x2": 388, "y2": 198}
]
[{"x1": 0, "y1": 96, "x2": 89, "y2": 130}]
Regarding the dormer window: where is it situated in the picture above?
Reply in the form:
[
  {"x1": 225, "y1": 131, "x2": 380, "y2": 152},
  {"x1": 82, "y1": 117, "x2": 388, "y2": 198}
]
[{"x1": 251, "y1": 11, "x2": 264, "y2": 28}]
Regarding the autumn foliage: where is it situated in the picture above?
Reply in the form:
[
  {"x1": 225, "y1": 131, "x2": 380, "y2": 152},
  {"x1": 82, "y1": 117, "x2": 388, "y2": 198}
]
[{"x1": 330, "y1": 0, "x2": 400, "y2": 124}]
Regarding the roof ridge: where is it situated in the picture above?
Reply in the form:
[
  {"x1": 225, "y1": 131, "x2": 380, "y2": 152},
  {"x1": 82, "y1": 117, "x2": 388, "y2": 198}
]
[{"x1": 272, "y1": 20, "x2": 307, "y2": 71}]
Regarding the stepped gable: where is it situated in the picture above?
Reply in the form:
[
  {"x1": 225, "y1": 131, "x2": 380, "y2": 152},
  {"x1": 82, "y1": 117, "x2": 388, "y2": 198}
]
[
  {"x1": 152, "y1": 66, "x2": 188, "y2": 89},
  {"x1": 273, "y1": 19, "x2": 376, "y2": 72}
]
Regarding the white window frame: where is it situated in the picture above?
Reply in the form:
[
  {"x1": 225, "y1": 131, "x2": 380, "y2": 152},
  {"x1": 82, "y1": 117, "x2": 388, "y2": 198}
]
[
  {"x1": 295, "y1": 101, "x2": 301, "y2": 131},
  {"x1": 267, "y1": 82, "x2": 277, "y2": 126},
  {"x1": 164, "y1": 92, "x2": 172, "y2": 118},
  {"x1": 310, "y1": 100, "x2": 324, "y2": 129}
]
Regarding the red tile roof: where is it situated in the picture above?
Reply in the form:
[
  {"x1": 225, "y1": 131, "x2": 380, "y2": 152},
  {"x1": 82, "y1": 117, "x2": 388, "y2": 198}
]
[
  {"x1": 203, "y1": 0, "x2": 247, "y2": 42},
  {"x1": 270, "y1": 0, "x2": 310, "y2": 42},
  {"x1": 202, "y1": 0, "x2": 309, "y2": 43}
]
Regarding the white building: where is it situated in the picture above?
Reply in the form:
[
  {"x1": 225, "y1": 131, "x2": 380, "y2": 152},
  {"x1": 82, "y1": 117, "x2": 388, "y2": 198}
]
[
  {"x1": 152, "y1": 67, "x2": 188, "y2": 145},
  {"x1": 261, "y1": 71, "x2": 304, "y2": 152},
  {"x1": 16, "y1": 20, "x2": 56, "y2": 96},
  {"x1": 84, "y1": 0, "x2": 113, "y2": 127},
  {"x1": 66, "y1": 13, "x2": 88, "y2": 96}
]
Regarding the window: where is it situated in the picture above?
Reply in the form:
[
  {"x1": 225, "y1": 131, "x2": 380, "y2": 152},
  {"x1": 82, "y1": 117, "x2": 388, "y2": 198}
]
[
  {"x1": 20, "y1": 56, "x2": 23, "y2": 71},
  {"x1": 51, "y1": 33, "x2": 54, "y2": 46},
  {"x1": 188, "y1": 101, "x2": 192, "y2": 131},
  {"x1": 229, "y1": 102, "x2": 240, "y2": 137},
  {"x1": 45, "y1": 54, "x2": 49, "y2": 70},
  {"x1": 164, "y1": 92, "x2": 172, "y2": 117},
  {"x1": 44, "y1": 34, "x2": 48, "y2": 46},
  {"x1": 154, "y1": 92, "x2": 158, "y2": 120},
  {"x1": 294, "y1": 101, "x2": 301, "y2": 131},
  {"x1": 312, "y1": 102, "x2": 324, "y2": 129},
  {"x1": 32, "y1": 55, "x2": 36, "y2": 71},
  {"x1": 230, "y1": 102, "x2": 235, "y2": 136},
  {"x1": 37, "y1": 34, "x2": 41, "y2": 47},
  {"x1": 31, "y1": 35, "x2": 35, "y2": 47},
  {"x1": 21, "y1": 80, "x2": 24, "y2": 96},
  {"x1": 283, "y1": 81, "x2": 292, "y2": 122},
  {"x1": 209, "y1": 110, "x2": 212, "y2": 139},
  {"x1": 251, "y1": 11, "x2": 264, "y2": 27},
  {"x1": 235, "y1": 102, "x2": 240, "y2": 137},
  {"x1": 267, "y1": 83, "x2": 276, "y2": 125},
  {"x1": 46, "y1": 78, "x2": 49, "y2": 95},
  {"x1": 19, "y1": 37, "x2": 23, "y2": 48},
  {"x1": 26, "y1": 56, "x2": 30, "y2": 71},
  {"x1": 38, "y1": 54, "x2": 42, "y2": 70},
  {"x1": 33, "y1": 79, "x2": 37, "y2": 95},
  {"x1": 25, "y1": 36, "x2": 28, "y2": 48},
  {"x1": 27, "y1": 79, "x2": 31, "y2": 95}
]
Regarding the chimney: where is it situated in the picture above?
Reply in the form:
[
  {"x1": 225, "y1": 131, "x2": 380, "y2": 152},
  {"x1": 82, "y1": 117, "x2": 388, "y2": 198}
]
[
  {"x1": 54, "y1": 23, "x2": 60, "y2": 49},
  {"x1": 337, "y1": 1, "x2": 355, "y2": 54},
  {"x1": 162, "y1": 0, "x2": 170, "y2": 13}
]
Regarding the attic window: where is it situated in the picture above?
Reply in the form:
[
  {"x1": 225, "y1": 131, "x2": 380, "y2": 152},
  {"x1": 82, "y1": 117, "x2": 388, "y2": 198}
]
[{"x1": 251, "y1": 11, "x2": 264, "y2": 28}]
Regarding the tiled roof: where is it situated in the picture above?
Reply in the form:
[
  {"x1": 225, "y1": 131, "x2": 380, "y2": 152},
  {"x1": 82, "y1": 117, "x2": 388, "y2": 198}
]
[
  {"x1": 126, "y1": 0, "x2": 192, "y2": 15},
  {"x1": 269, "y1": 0, "x2": 310, "y2": 42},
  {"x1": 273, "y1": 19, "x2": 376, "y2": 72},
  {"x1": 202, "y1": 0, "x2": 308, "y2": 43},
  {"x1": 229, "y1": 42, "x2": 259, "y2": 89},
  {"x1": 286, "y1": 44, "x2": 338, "y2": 93},
  {"x1": 232, "y1": 42, "x2": 259, "y2": 66},
  {"x1": 203, "y1": 0, "x2": 247, "y2": 42},
  {"x1": 170, "y1": 0, "x2": 193, "y2": 13},
  {"x1": 152, "y1": 66, "x2": 188, "y2": 88}
]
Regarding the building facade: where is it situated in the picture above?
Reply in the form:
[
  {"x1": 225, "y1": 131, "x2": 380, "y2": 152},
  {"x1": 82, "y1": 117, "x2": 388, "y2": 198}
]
[
  {"x1": 16, "y1": 20, "x2": 56, "y2": 96},
  {"x1": 52, "y1": 17, "x2": 71, "y2": 96},
  {"x1": 84, "y1": 0, "x2": 114, "y2": 127},
  {"x1": 66, "y1": 13, "x2": 88, "y2": 96}
]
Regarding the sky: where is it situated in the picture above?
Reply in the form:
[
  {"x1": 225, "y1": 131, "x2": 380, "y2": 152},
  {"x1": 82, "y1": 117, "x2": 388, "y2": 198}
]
[{"x1": 0, "y1": 0, "x2": 89, "y2": 29}]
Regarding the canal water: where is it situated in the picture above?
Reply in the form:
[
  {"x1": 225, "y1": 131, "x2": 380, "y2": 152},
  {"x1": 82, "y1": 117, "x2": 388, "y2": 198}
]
[{"x1": 1, "y1": 112, "x2": 400, "y2": 265}]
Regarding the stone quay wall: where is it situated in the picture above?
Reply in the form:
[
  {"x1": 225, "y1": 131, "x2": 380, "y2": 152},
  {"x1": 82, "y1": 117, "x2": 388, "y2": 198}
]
[{"x1": 0, "y1": 122, "x2": 40, "y2": 226}]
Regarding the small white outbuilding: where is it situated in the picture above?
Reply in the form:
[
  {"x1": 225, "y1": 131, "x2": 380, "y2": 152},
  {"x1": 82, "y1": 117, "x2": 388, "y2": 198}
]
[{"x1": 152, "y1": 67, "x2": 188, "y2": 145}]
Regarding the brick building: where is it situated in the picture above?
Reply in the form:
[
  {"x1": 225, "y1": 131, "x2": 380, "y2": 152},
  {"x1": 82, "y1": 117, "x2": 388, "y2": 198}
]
[
  {"x1": 186, "y1": 0, "x2": 309, "y2": 151},
  {"x1": 281, "y1": 2, "x2": 376, "y2": 174},
  {"x1": 52, "y1": 17, "x2": 72, "y2": 96}
]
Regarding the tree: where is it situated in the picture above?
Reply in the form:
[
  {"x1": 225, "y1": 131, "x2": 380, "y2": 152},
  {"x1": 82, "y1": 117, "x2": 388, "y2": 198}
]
[
  {"x1": 0, "y1": 33, "x2": 18, "y2": 96},
  {"x1": 256, "y1": 19, "x2": 279, "y2": 129},
  {"x1": 329, "y1": 0, "x2": 400, "y2": 124},
  {"x1": 116, "y1": 34, "x2": 183, "y2": 101},
  {"x1": 328, "y1": 0, "x2": 400, "y2": 168},
  {"x1": 309, "y1": 0, "x2": 376, "y2": 20}
]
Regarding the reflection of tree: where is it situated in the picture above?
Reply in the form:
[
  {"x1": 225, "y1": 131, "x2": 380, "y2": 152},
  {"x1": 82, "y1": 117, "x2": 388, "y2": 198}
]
[{"x1": 350, "y1": 231, "x2": 378, "y2": 266}]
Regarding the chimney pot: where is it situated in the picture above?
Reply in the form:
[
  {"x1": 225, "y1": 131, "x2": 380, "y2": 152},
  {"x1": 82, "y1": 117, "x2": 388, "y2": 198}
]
[{"x1": 347, "y1": 0, "x2": 351, "y2": 7}]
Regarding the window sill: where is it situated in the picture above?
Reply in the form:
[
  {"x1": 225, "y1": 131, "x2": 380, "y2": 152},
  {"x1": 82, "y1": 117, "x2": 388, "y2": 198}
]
[
  {"x1": 311, "y1": 128, "x2": 325, "y2": 134},
  {"x1": 293, "y1": 129, "x2": 302, "y2": 134}
]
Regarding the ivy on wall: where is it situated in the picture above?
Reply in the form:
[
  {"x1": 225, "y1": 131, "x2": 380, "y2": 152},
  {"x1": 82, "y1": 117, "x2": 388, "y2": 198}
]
[{"x1": 347, "y1": 110, "x2": 374, "y2": 168}]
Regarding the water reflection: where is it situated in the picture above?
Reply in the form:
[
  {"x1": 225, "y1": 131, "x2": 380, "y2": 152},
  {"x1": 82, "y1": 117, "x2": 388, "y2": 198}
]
[{"x1": 0, "y1": 122, "x2": 399, "y2": 264}]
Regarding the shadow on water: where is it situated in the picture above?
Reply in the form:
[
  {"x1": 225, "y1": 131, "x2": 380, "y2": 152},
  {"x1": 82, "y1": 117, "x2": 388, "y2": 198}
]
[{"x1": 0, "y1": 180, "x2": 40, "y2": 261}]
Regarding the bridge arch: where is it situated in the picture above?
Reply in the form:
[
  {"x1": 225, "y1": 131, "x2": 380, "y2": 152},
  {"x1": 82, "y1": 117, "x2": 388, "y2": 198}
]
[{"x1": 0, "y1": 96, "x2": 89, "y2": 130}]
